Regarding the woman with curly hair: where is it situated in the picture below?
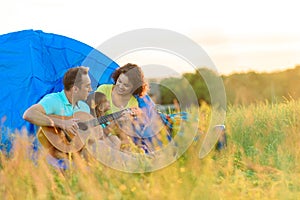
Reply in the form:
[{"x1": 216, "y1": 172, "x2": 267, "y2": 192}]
[
  {"x1": 96, "y1": 63, "x2": 174, "y2": 154},
  {"x1": 96, "y1": 63, "x2": 148, "y2": 114}
]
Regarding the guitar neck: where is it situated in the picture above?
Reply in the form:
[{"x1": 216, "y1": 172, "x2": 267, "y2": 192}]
[{"x1": 88, "y1": 109, "x2": 129, "y2": 127}]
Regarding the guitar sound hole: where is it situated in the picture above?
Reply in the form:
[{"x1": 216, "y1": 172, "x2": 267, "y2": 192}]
[{"x1": 78, "y1": 122, "x2": 88, "y2": 131}]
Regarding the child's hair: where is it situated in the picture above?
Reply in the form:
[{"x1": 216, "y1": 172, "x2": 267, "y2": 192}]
[{"x1": 86, "y1": 91, "x2": 108, "y2": 117}]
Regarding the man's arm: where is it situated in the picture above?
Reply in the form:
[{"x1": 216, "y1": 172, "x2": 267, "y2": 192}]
[
  {"x1": 23, "y1": 104, "x2": 55, "y2": 127},
  {"x1": 23, "y1": 104, "x2": 79, "y2": 135}
]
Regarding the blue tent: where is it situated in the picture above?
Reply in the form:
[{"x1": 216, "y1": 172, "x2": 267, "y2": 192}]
[{"x1": 0, "y1": 29, "x2": 119, "y2": 152}]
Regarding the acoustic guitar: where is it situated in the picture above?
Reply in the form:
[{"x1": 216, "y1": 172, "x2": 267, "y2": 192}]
[{"x1": 37, "y1": 109, "x2": 129, "y2": 153}]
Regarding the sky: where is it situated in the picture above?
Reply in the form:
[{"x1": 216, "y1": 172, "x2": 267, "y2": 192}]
[{"x1": 1, "y1": 0, "x2": 300, "y2": 77}]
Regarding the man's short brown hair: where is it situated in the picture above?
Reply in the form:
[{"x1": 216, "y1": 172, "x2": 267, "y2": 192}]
[{"x1": 63, "y1": 66, "x2": 89, "y2": 91}]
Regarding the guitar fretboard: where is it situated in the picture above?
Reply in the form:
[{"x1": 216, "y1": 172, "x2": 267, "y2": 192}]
[{"x1": 84, "y1": 109, "x2": 129, "y2": 128}]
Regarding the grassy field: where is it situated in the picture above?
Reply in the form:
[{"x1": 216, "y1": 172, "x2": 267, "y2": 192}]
[{"x1": 1, "y1": 100, "x2": 300, "y2": 200}]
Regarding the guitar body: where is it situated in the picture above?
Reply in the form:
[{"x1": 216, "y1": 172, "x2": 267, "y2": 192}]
[{"x1": 38, "y1": 112, "x2": 102, "y2": 153}]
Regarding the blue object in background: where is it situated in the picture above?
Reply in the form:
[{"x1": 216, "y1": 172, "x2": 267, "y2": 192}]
[
  {"x1": 215, "y1": 125, "x2": 227, "y2": 150},
  {"x1": 0, "y1": 29, "x2": 119, "y2": 153}
]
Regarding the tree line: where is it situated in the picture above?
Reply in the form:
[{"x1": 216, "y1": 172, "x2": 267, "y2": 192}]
[{"x1": 149, "y1": 65, "x2": 300, "y2": 106}]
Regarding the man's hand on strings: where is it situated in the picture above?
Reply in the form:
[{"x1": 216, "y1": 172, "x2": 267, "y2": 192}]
[{"x1": 57, "y1": 118, "x2": 80, "y2": 136}]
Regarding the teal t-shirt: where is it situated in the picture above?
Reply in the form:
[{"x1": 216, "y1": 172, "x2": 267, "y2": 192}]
[{"x1": 38, "y1": 90, "x2": 90, "y2": 116}]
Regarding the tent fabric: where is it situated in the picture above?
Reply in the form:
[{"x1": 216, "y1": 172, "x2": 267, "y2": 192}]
[{"x1": 0, "y1": 29, "x2": 119, "y2": 152}]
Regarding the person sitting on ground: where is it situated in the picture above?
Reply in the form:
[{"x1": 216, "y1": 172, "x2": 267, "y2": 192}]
[
  {"x1": 85, "y1": 91, "x2": 142, "y2": 153},
  {"x1": 86, "y1": 91, "x2": 111, "y2": 118},
  {"x1": 85, "y1": 91, "x2": 121, "y2": 150},
  {"x1": 23, "y1": 66, "x2": 93, "y2": 161},
  {"x1": 96, "y1": 63, "x2": 172, "y2": 153}
]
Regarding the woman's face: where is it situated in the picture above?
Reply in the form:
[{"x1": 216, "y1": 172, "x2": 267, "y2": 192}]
[{"x1": 115, "y1": 73, "x2": 134, "y2": 96}]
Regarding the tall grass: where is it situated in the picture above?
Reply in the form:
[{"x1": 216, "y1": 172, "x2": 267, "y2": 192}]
[{"x1": 1, "y1": 100, "x2": 300, "y2": 199}]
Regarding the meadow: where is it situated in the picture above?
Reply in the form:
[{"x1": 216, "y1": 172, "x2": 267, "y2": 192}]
[{"x1": 1, "y1": 100, "x2": 300, "y2": 200}]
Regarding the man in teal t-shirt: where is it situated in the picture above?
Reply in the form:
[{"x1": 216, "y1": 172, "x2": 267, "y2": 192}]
[{"x1": 23, "y1": 66, "x2": 92, "y2": 159}]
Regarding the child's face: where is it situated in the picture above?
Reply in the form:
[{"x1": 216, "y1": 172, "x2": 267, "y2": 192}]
[{"x1": 99, "y1": 98, "x2": 110, "y2": 113}]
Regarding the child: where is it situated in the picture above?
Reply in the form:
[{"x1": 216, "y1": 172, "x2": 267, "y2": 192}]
[
  {"x1": 86, "y1": 92, "x2": 144, "y2": 153},
  {"x1": 86, "y1": 92, "x2": 122, "y2": 149},
  {"x1": 86, "y1": 91, "x2": 110, "y2": 118}
]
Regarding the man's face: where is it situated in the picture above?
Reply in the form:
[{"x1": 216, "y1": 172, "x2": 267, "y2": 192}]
[{"x1": 76, "y1": 74, "x2": 92, "y2": 101}]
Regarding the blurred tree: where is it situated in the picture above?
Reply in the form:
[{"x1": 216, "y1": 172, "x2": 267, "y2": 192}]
[{"x1": 157, "y1": 65, "x2": 300, "y2": 106}]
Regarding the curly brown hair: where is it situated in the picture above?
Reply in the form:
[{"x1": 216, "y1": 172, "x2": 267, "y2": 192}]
[{"x1": 112, "y1": 63, "x2": 148, "y2": 97}]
